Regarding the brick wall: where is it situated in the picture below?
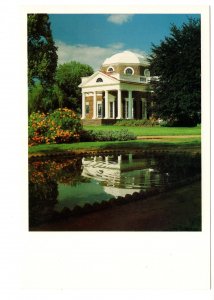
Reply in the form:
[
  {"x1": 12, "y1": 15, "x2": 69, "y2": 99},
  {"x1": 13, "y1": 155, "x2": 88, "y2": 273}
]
[
  {"x1": 85, "y1": 94, "x2": 104, "y2": 119},
  {"x1": 85, "y1": 96, "x2": 93, "y2": 119},
  {"x1": 100, "y1": 64, "x2": 149, "y2": 76}
]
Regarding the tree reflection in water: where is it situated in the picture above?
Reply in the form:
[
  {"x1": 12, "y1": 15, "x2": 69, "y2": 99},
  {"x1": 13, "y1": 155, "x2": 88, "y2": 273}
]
[
  {"x1": 29, "y1": 152, "x2": 201, "y2": 227},
  {"x1": 29, "y1": 157, "x2": 87, "y2": 227}
]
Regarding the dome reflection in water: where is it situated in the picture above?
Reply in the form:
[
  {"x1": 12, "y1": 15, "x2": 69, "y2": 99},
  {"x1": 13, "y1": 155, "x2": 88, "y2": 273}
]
[{"x1": 29, "y1": 152, "x2": 201, "y2": 227}]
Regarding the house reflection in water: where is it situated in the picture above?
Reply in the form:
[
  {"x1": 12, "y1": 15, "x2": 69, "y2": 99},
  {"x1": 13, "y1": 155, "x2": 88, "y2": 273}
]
[{"x1": 81, "y1": 154, "x2": 164, "y2": 198}]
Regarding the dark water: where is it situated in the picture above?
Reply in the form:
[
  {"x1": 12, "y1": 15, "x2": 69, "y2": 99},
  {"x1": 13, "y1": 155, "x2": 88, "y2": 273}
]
[{"x1": 29, "y1": 151, "x2": 201, "y2": 227}]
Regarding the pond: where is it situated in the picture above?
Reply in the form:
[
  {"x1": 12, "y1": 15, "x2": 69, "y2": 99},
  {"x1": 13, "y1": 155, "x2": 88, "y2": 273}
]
[{"x1": 29, "y1": 151, "x2": 201, "y2": 228}]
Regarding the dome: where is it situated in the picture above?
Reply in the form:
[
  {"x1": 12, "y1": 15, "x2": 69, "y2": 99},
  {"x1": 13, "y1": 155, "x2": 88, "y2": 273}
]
[{"x1": 102, "y1": 50, "x2": 149, "y2": 66}]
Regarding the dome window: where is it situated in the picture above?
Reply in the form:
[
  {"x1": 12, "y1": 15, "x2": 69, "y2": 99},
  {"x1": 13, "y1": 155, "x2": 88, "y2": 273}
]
[
  {"x1": 107, "y1": 66, "x2": 114, "y2": 72},
  {"x1": 144, "y1": 69, "x2": 150, "y2": 77},
  {"x1": 96, "y1": 77, "x2": 103, "y2": 82},
  {"x1": 124, "y1": 67, "x2": 134, "y2": 75}
]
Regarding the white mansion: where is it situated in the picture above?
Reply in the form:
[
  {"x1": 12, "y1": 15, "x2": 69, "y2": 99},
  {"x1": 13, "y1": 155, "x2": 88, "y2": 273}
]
[{"x1": 79, "y1": 50, "x2": 153, "y2": 124}]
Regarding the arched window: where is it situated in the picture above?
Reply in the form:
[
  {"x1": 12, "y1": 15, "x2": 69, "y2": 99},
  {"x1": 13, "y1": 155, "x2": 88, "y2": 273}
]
[
  {"x1": 144, "y1": 69, "x2": 150, "y2": 77},
  {"x1": 96, "y1": 77, "x2": 103, "y2": 82},
  {"x1": 124, "y1": 67, "x2": 134, "y2": 75},
  {"x1": 107, "y1": 66, "x2": 114, "y2": 72}
]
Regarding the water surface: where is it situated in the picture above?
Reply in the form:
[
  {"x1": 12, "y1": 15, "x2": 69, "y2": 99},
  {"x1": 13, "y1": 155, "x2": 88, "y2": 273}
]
[{"x1": 29, "y1": 151, "x2": 201, "y2": 227}]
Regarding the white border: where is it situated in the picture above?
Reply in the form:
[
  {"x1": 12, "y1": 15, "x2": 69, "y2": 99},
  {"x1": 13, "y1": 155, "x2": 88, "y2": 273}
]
[{"x1": 1, "y1": 2, "x2": 211, "y2": 299}]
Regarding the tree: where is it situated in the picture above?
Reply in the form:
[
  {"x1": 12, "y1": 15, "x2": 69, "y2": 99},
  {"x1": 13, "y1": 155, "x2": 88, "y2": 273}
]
[
  {"x1": 28, "y1": 83, "x2": 59, "y2": 114},
  {"x1": 55, "y1": 61, "x2": 94, "y2": 112},
  {"x1": 28, "y1": 82, "x2": 44, "y2": 114},
  {"x1": 149, "y1": 18, "x2": 201, "y2": 126},
  {"x1": 28, "y1": 14, "x2": 58, "y2": 88}
]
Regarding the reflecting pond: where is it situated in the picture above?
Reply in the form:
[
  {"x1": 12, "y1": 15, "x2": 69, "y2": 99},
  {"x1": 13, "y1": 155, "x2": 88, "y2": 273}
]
[{"x1": 29, "y1": 151, "x2": 201, "y2": 227}]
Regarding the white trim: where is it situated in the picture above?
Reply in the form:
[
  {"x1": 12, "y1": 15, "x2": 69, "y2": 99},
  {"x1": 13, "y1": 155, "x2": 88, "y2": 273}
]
[
  {"x1": 82, "y1": 83, "x2": 119, "y2": 92},
  {"x1": 116, "y1": 89, "x2": 122, "y2": 119},
  {"x1": 92, "y1": 92, "x2": 97, "y2": 119},
  {"x1": 81, "y1": 92, "x2": 86, "y2": 119},
  {"x1": 78, "y1": 70, "x2": 119, "y2": 88},
  {"x1": 82, "y1": 82, "x2": 149, "y2": 94},
  {"x1": 128, "y1": 90, "x2": 133, "y2": 119},
  {"x1": 104, "y1": 90, "x2": 109, "y2": 119},
  {"x1": 125, "y1": 97, "x2": 134, "y2": 119}
]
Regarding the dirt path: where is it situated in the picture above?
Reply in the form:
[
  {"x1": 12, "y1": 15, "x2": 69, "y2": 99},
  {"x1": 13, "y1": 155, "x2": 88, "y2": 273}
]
[{"x1": 31, "y1": 181, "x2": 201, "y2": 231}]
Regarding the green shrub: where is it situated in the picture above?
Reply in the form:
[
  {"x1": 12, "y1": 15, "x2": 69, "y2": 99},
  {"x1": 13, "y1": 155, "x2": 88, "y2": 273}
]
[
  {"x1": 80, "y1": 129, "x2": 136, "y2": 142},
  {"x1": 29, "y1": 108, "x2": 82, "y2": 146},
  {"x1": 115, "y1": 119, "x2": 159, "y2": 127}
]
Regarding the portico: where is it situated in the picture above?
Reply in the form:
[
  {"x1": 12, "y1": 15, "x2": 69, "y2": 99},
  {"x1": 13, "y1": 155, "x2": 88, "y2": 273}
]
[{"x1": 79, "y1": 50, "x2": 152, "y2": 124}]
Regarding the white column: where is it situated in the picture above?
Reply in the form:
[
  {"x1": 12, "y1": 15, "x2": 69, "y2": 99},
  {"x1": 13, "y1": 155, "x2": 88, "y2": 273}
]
[
  {"x1": 141, "y1": 98, "x2": 147, "y2": 119},
  {"x1": 81, "y1": 92, "x2": 86, "y2": 119},
  {"x1": 128, "y1": 91, "x2": 133, "y2": 119},
  {"x1": 92, "y1": 92, "x2": 97, "y2": 119},
  {"x1": 113, "y1": 101, "x2": 115, "y2": 119},
  {"x1": 104, "y1": 90, "x2": 109, "y2": 119},
  {"x1": 117, "y1": 89, "x2": 122, "y2": 119}
]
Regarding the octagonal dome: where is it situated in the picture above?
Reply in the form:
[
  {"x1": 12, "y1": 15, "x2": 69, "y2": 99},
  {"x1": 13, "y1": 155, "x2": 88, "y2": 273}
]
[{"x1": 102, "y1": 50, "x2": 149, "y2": 66}]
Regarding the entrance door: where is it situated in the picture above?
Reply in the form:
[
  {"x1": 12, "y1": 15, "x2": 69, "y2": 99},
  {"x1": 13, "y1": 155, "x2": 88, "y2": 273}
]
[
  {"x1": 125, "y1": 100, "x2": 129, "y2": 119},
  {"x1": 97, "y1": 102, "x2": 102, "y2": 118},
  {"x1": 109, "y1": 101, "x2": 114, "y2": 118}
]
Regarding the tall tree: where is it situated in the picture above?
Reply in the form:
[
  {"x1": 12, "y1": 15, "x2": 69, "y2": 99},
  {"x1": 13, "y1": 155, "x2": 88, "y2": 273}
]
[
  {"x1": 149, "y1": 18, "x2": 201, "y2": 126},
  {"x1": 28, "y1": 14, "x2": 58, "y2": 88},
  {"x1": 55, "y1": 61, "x2": 94, "y2": 112}
]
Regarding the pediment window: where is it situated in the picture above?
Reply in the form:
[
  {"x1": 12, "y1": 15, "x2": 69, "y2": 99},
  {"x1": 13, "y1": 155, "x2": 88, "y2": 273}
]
[{"x1": 96, "y1": 77, "x2": 103, "y2": 82}]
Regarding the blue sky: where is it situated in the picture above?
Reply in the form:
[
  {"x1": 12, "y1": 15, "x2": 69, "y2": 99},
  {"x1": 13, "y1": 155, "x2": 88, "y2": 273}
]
[{"x1": 49, "y1": 14, "x2": 200, "y2": 71}]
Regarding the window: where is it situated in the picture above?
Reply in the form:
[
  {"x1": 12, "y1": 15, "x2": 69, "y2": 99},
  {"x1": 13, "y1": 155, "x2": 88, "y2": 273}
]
[
  {"x1": 140, "y1": 77, "x2": 147, "y2": 83},
  {"x1": 107, "y1": 66, "x2": 114, "y2": 72},
  {"x1": 96, "y1": 77, "x2": 103, "y2": 82},
  {"x1": 86, "y1": 102, "x2": 89, "y2": 114},
  {"x1": 97, "y1": 102, "x2": 102, "y2": 118},
  {"x1": 109, "y1": 101, "x2": 114, "y2": 118},
  {"x1": 144, "y1": 69, "x2": 150, "y2": 77},
  {"x1": 124, "y1": 67, "x2": 134, "y2": 75}
]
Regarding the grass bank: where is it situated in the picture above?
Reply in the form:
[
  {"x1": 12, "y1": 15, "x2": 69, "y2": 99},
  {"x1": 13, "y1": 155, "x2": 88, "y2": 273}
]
[
  {"x1": 84, "y1": 125, "x2": 201, "y2": 136},
  {"x1": 31, "y1": 180, "x2": 201, "y2": 231},
  {"x1": 29, "y1": 137, "x2": 201, "y2": 156}
]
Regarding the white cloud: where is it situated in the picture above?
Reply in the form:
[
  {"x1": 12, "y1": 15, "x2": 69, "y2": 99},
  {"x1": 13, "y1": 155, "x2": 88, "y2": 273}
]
[
  {"x1": 107, "y1": 14, "x2": 134, "y2": 25},
  {"x1": 56, "y1": 41, "x2": 148, "y2": 71},
  {"x1": 56, "y1": 41, "x2": 125, "y2": 71},
  {"x1": 108, "y1": 42, "x2": 124, "y2": 50}
]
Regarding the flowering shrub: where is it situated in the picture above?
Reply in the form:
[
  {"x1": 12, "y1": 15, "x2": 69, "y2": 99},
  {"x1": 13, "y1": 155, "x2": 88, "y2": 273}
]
[
  {"x1": 29, "y1": 158, "x2": 84, "y2": 185},
  {"x1": 28, "y1": 108, "x2": 82, "y2": 146}
]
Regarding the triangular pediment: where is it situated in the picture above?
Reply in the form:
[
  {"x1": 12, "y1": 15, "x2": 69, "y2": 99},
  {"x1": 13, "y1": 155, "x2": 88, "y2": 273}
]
[{"x1": 79, "y1": 71, "x2": 119, "y2": 88}]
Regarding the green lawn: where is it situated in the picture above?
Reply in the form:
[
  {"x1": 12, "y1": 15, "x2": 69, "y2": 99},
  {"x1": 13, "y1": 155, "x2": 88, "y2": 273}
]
[
  {"x1": 29, "y1": 138, "x2": 201, "y2": 155},
  {"x1": 84, "y1": 125, "x2": 201, "y2": 136}
]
